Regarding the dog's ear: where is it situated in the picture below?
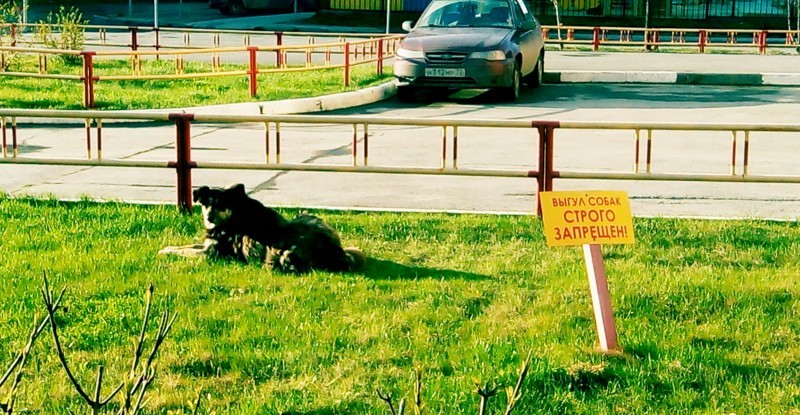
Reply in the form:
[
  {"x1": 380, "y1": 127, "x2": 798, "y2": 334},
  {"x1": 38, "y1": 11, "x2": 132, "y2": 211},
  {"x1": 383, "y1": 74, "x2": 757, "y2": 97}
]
[
  {"x1": 193, "y1": 186, "x2": 210, "y2": 203},
  {"x1": 225, "y1": 183, "x2": 247, "y2": 198}
]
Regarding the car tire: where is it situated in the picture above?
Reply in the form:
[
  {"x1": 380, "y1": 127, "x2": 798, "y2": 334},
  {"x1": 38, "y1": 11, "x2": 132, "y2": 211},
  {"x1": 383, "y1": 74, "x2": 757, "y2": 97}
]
[
  {"x1": 396, "y1": 85, "x2": 415, "y2": 102},
  {"x1": 525, "y1": 51, "x2": 544, "y2": 88},
  {"x1": 225, "y1": 0, "x2": 247, "y2": 15},
  {"x1": 498, "y1": 61, "x2": 521, "y2": 102}
]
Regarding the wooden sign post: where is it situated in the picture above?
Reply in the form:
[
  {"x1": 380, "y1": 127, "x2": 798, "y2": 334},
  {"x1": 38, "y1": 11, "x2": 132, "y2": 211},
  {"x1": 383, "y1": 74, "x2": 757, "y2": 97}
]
[{"x1": 539, "y1": 190, "x2": 635, "y2": 353}]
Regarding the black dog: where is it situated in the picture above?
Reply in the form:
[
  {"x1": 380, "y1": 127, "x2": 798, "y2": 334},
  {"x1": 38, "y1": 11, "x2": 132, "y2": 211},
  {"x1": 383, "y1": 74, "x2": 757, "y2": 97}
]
[
  {"x1": 191, "y1": 183, "x2": 365, "y2": 273},
  {"x1": 158, "y1": 187, "x2": 266, "y2": 264}
]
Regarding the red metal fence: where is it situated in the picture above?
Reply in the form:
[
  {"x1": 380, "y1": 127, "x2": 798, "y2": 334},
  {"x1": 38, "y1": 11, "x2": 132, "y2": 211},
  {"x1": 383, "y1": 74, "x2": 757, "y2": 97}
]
[
  {"x1": 543, "y1": 25, "x2": 800, "y2": 54},
  {"x1": 0, "y1": 34, "x2": 402, "y2": 108},
  {"x1": 2, "y1": 110, "x2": 800, "y2": 214}
]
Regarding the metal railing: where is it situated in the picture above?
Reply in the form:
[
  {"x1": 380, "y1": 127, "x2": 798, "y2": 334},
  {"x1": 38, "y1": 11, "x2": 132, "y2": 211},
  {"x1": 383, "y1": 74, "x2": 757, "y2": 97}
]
[
  {"x1": 5, "y1": 21, "x2": 798, "y2": 55},
  {"x1": 2, "y1": 110, "x2": 800, "y2": 214},
  {"x1": 1, "y1": 23, "x2": 394, "y2": 51},
  {"x1": 0, "y1": 35, "x2": 402, "y2": 108},
  {"x1": 543, "y1": 25, "x2": 800, "y2": 53}
]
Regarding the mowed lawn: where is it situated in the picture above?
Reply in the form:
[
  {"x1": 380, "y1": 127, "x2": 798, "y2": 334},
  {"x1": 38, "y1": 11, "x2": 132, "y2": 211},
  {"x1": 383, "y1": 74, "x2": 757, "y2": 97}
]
[
  {"x1": 1, "y1": 195, "x2": 800, "y2": 414},
  {"x1": 0, "y1": 58, "x2": 392, "y2": 110}
]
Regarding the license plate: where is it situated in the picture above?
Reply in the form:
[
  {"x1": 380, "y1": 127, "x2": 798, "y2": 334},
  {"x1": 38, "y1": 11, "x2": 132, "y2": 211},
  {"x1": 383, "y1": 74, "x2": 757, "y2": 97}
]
[{"x1": 424, "y1": 68, "x2": 466, "y2": 77}]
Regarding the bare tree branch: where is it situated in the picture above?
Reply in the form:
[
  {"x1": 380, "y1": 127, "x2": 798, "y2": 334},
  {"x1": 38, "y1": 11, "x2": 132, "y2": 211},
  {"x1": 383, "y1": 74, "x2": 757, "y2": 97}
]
[
  {"x1": 503, "y1": 351, "x2": 532, "y2": 415},
  {"x1": 475, "y1": 381, "x2": 498, "y2": 415},
  {"x1": 412, "y1": 369, "x2": 423, "y2": 415},
  {"x1": 117, "y1": 284, "x2": 176, "y2": 415},
  {"x1": 190, "y1": 390, "x2": 204, "y2": 415},
  {"x1": 377, "y1": 389, "x2": 397, "y2": 415},
  {"x1": 42, "y1": 276, "x2": 125, "y2": 412}
]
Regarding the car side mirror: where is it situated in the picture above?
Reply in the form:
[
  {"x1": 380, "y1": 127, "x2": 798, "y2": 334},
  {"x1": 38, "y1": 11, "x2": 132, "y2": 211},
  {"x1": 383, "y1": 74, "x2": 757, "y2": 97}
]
[
  {"x1": 402, "y1": 20, "x2": 414, "y2": 32},
  {"x1": 521, "y1": 21, "x2": 537, "y2": 31}
]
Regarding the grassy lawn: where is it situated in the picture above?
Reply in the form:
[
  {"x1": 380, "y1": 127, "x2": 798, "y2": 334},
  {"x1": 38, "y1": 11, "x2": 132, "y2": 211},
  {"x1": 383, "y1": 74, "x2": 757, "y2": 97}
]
[
  {"x1": 0, "y1": 58, "x2": 393, "y2": 110},
  {"x1": 1, "y1": 195, "x2": 800, "y2": 414}
]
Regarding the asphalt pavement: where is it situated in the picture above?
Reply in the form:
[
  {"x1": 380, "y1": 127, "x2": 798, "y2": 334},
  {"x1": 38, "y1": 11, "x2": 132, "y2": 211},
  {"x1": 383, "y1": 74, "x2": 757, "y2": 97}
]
[
  {"x1": 26, "y1": 1, "x2": 800, "y2": 90},
  {"x1": 6, "y1": 2, "x2": 800, "y2": 219}
]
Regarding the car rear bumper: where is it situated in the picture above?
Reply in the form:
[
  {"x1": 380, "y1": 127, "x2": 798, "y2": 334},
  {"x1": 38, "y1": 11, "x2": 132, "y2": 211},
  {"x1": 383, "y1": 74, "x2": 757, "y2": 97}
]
[{"x1": 394, "y1": 57, "x2": 515, "y2": 89}]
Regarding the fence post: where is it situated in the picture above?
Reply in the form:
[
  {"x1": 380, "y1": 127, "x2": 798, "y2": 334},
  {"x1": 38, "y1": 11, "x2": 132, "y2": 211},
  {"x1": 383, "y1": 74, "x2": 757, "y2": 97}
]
[
  {"x1": 344, "y1": 42, "x2": 350, "y2": 87},
  {"x1": 168, "y1": 113, "x2": 197, "y2": 213},
  {"x1": 81, "y1": 51, "x2": 96, "y2": 108},
  {"x1": 377, "y1": 38, "x2": 384, "y2": 76},
  {"x1": 534, "y1": 120, "x2": 560, "y2": 216},
  {"x1": 275, "y1": 31, "x2": 283, "y2": 67},
  {"x1": 592, "y1": 27, "x2": 600, "y2": 51},
  {"x1": 247, "y1": 46, "x2": 258, "y2": 97},
  {"x1": 130, "y1": 27, "x2": 139, "y2": 51},
  {"x1": 698, "y1": 29, "x2": 706, "y2": 53},
  {"x1": 759, "y1": 30, "x2": 768, "y2": 54}
]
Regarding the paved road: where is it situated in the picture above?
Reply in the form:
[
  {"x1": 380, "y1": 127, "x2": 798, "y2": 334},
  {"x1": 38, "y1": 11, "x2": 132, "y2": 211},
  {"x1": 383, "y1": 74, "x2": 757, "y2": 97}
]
[
  {"x1": 3, "y1": 83, "x2": 800, "y2": 220},
  {"x1": 6, "y1": 3, "x2": 800, "y2": 219}
]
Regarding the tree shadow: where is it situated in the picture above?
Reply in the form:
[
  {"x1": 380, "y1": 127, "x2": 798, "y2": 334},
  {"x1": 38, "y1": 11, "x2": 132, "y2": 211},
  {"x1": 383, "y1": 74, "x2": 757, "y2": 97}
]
[{"x1": 360, "y1": 257, "x2": 491, "y2": 281}]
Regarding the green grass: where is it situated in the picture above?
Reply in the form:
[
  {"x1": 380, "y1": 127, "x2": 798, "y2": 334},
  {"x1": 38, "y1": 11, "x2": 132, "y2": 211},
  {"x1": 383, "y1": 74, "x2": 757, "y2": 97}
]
[
  {"x1": 1, "y1": 194, "x2": 800, "y2": 414},
  {"x1": 0, "y1": 57, "x2": 393, "y2": 110}
]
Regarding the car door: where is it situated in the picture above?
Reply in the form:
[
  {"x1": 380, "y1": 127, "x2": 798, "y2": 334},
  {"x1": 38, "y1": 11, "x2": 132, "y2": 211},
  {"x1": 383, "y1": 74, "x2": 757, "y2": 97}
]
[{"x1": 511, "y1": 0, "x2": 542, "y2": 77}]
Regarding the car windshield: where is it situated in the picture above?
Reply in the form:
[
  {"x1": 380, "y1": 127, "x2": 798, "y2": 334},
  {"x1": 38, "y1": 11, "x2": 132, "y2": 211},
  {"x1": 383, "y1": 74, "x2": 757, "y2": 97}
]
[{"x1": 416, "y1": 0, "x2": 513, "y2": 28}]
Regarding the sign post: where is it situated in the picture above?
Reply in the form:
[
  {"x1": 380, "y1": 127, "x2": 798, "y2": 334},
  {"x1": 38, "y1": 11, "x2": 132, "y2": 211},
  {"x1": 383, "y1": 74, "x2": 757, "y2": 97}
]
[{"x1": 539, "y1": 190, "x2": 635, "y2": 353}]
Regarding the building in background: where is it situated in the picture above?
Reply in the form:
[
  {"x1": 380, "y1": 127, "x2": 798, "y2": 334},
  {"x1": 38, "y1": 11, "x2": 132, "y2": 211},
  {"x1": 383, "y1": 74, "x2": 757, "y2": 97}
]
[{"x1": 325, "y1": 0, "x2": 794, "y2": 27}]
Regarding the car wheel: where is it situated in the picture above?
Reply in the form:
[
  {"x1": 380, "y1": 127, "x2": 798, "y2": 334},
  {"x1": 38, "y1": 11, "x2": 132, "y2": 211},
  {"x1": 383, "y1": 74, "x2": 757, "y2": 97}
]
[
  {"x1": 226, "y1": 0, "x2": 247, "y2": 15},
  {"x1": 397, "y1": 85, "x2": 415, "y2": 102},
  {"x1": 526, "y1": 52, "x2": 544, "y2": 88},
  {"x1": 498, "y1": 62, "x2": 521, "y2": 102}
]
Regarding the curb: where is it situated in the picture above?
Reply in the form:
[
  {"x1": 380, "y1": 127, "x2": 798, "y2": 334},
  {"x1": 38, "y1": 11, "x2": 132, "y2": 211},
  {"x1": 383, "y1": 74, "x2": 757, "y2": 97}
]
[
  {"x1": 545, "y1": 71, "x2": 800, "y2": 86},
  {"x1": 190, "y1": 80, "x2": 397, "y2": 116}
]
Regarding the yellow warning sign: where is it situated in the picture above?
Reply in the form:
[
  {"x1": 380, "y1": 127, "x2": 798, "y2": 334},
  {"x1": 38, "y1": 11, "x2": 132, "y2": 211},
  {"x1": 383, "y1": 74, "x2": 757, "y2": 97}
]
[{"x1": 540, "y1": 190, "x2": 635, "y2": 247}]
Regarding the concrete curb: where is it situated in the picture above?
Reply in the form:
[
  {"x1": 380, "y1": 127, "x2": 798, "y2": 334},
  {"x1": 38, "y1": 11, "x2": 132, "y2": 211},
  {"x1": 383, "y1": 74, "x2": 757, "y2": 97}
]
[
  {"x1": 189, "y1": 80, "x2": 397, "y2": 115},
  {"x1": 545, "y1": 71, "x2": 800, "y2": 86}
]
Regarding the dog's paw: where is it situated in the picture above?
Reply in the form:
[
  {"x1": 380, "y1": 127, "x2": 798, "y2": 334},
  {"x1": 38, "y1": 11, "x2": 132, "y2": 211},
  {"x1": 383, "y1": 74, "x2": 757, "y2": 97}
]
[{"x1": 158, "y1": 246, "x2": 178, "y2": 255}]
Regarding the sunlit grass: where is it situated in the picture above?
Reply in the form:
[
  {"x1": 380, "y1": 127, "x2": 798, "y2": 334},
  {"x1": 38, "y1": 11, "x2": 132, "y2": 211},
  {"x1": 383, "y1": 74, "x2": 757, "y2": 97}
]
[{"x1": 1, "y1": 195, "x2": 800, "y2": 414}]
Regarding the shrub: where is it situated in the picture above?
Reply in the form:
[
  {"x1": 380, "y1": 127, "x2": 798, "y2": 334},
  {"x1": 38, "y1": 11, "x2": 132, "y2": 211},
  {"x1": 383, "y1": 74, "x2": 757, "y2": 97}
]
[
  {"x1": 34, "y1": 5, "x2": 87, "y2": 65},
  {"x1": 0, "y1": 1, "x2": 24, "y2": 70}
]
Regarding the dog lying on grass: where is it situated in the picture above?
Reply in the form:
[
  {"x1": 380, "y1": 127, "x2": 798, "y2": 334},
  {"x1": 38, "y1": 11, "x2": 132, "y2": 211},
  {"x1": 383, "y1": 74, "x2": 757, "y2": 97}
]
[{"x1": 160, "y1": 184, "x2": 365, "y2": 273}]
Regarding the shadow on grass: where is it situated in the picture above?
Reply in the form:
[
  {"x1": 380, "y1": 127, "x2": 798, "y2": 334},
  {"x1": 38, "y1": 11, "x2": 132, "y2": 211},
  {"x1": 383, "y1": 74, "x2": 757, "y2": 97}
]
[
  {"x1": 279, "y1": 401, "x2": 364, "y2": 415},
  {"x1": 361, "y1": 258, "x2": 491, "y2": 281}
]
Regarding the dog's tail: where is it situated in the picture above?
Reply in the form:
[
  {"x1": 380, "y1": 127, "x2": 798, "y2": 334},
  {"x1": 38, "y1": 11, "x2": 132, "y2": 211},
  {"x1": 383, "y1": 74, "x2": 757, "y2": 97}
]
[{"x1": 344, "y1": 247, "x2": 366, "y2": 270}]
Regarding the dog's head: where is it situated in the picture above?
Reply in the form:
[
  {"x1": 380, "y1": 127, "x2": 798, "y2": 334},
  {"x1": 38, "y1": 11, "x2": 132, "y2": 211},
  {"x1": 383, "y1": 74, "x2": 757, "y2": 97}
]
[{"x1": 192, "y1": 183, "x2": 247, "y2": 230}]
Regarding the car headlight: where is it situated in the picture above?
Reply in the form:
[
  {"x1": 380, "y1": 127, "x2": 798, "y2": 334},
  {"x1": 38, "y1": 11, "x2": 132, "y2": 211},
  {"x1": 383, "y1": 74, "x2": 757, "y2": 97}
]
[
  {"x1": 396, "y1": 48, "x2": 425, "y2": 60},
  {"x1": 469, "y1": 50, "x2": 507, "y2": 61}
]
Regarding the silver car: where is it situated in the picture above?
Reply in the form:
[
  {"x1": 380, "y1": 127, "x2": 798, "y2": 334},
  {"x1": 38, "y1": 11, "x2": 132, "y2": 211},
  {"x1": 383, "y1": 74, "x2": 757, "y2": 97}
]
[{"x1": 393, "y1": 0, "x2": 545, "y2": 102}]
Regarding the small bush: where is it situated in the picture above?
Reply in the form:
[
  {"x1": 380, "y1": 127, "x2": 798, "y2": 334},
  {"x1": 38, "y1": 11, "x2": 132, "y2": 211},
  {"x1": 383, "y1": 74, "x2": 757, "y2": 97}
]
[
  {"x1": 0, "y1": 1, "x2": 24, "y2": 70},
  {"x1": 34, "y1": 5, "x2": 87, "y2": 65}
]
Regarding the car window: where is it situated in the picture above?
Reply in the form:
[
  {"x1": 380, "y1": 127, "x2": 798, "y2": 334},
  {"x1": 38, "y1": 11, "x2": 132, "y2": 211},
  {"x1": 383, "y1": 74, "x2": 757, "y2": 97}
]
[
  {"x1": 513, "y1": 0, "x2": 536, "y2": 26},
  {"x1": 417, "y1": 0, "x2": 515, "y2": 28}
]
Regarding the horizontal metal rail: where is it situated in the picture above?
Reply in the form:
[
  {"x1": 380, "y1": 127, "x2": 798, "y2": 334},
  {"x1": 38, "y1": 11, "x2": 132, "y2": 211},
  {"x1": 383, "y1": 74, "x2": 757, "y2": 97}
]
[
  {"x1": 1, "y1": 23, "x2": 395, "y2": 51},
  {"x1": 543, "y1": 25, "x2": 800, "y2": 53},
  {"x1": 3, "y1": 21, "x2": 795, "y2": 54},
  {"x1": 557, "y1": 172, "x2": 800, "y2": 184},
  {"x1": 2, "y1": 110, "x2": 800, "y2": 214}
]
